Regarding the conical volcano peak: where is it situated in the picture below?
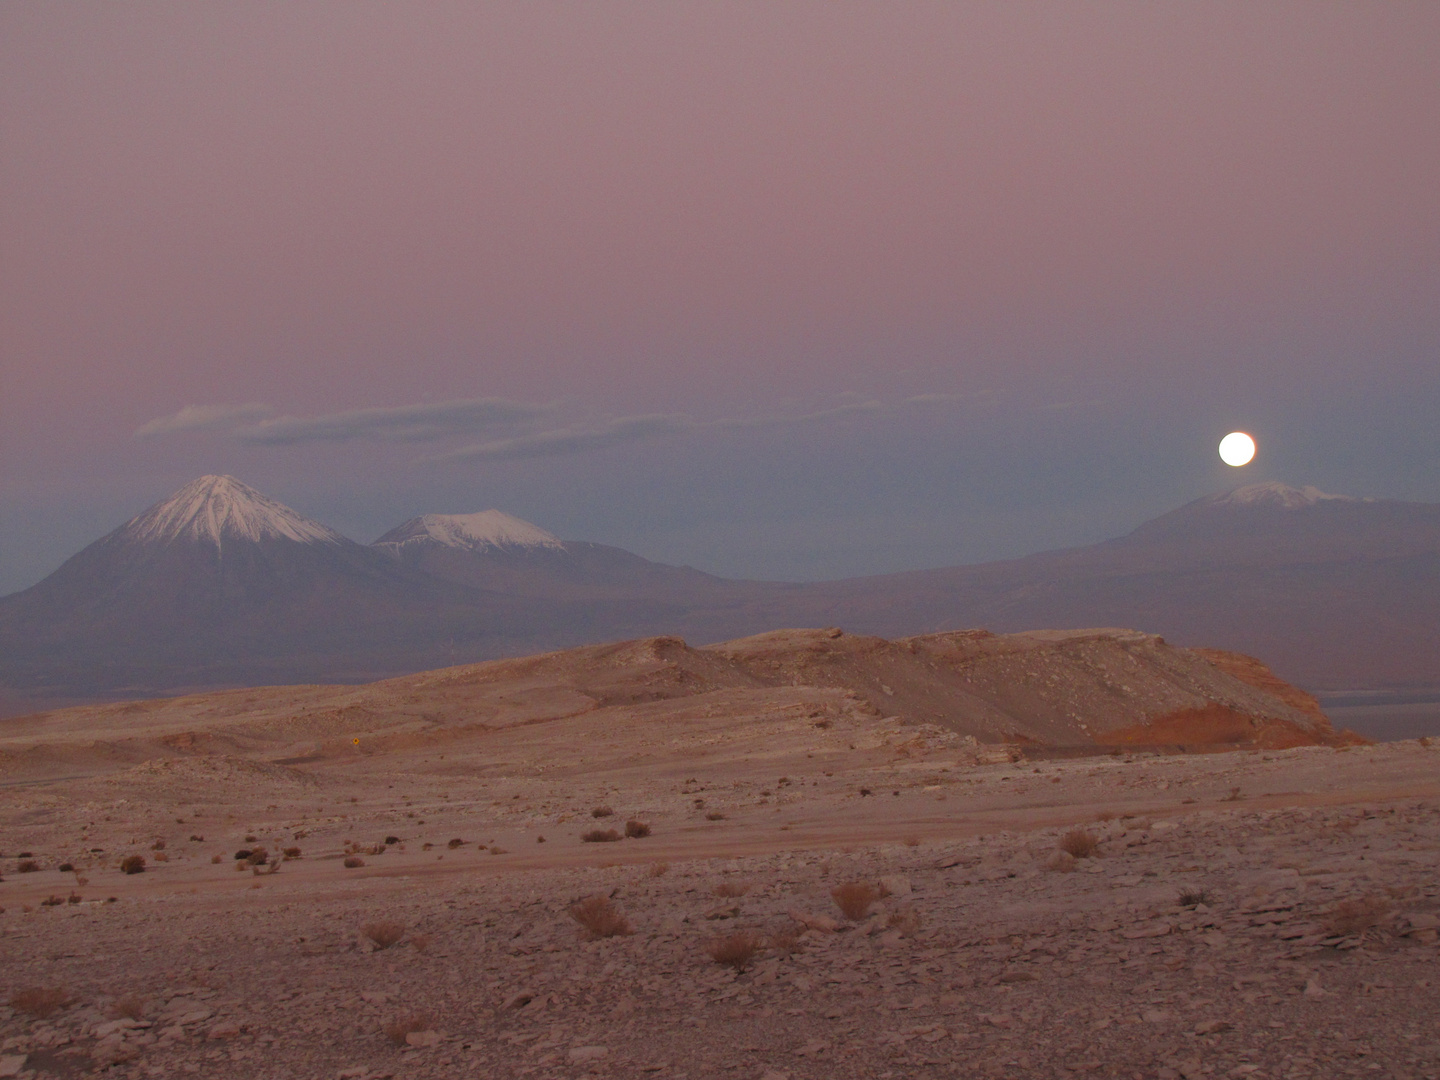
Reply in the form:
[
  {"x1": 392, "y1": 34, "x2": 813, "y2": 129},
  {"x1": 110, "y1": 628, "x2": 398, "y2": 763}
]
[
  {"x1": 375, "y1": 510, "x2": 563, "y2": 551},
  {"x1": 1203, "y1": 481, "x2": 1353, "y2": 510},
  {"x1": 120, "y1": 475, "x2": 345, "y2": 547}
]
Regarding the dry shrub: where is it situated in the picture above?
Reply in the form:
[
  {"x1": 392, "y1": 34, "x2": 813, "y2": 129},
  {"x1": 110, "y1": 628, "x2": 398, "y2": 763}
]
[
  {"x1": 705, "y1": 811, "x2": 727, "y2": 821},
  {"x1": 591, "y1": 806, "x2": 615, "y2": 818},
  {"x1": 708, "y1": 931, "x2": 762, "y2": 972},
  {"x1": 58, "y1": 862, "x2": 75, "y2": 873},
  {"x1": 712, "y1": 881, "x2": 751, "y2": 898},
  {"x1": 343, "y1": 856, "x2": 365, "y2": 869},
  {"x1": 831, "y1": 882, "x2": 880, "y2": 921},
  {"x1": 363, "y1": 921, "x2": 405, "y2": 949},
  {"x1": 489, "y1": 846, "x2": 508, "y2": 855},
  {"x1": 446, "y1": 838, "x2": 467, "y2": 849},
  {"x1": 17, "y1": 860, "x2": 39, "y2": 874},
  {"x1": 382, "y1": 1013, "x2": 432, "y2": 1046},
  {"x1": 887, "y1": 905, "x2": 923, "y2": 937},
  {"x1": 151, "y1": 839, "x2": 165, "y2": 851},
  {"x1": 110, "y1": 994, "x2": 147, "y2": 1020},
  {"x1": 210, "y1": 853, "x2": 223, "y2": 864},
  {"x1": 568, "y1": 894, "x2": 633, "y2": 939},
  {"x1": 1178, "y1": 888, "x2": 1211, "y2": 908},
  {"x1": 624, "y1": 819, "x2": 651, "y2": 838},
  {"x1": 768, "y1": 927, "x2": 805, "y2": 955},
  {"x1": 282, "y1": 847, "x2": 301, "y2": 859},
  {"x1": 119, "y1": 855, "x2": 146, "y2": 875},
  {"x1": 1326, "y1": 895, "x2": 1391, "y2": 938},
  {"x1": 41, "y1": 895, "x2": 64, "y2": 907},
  {"x1": 647, "y1": 862, "x2": 669, "y2": 877},
  {"x1": 581, "y1": 829, "x2": 621, "y2": 843},
  {"x1": 10, "y1": 987, "x2": 71, "y2": 1018},
  {"x1": 1059, "y1": 830, "x2": 1099, "y2": 859},
  {"x1": 152, "y1": 851, "x2": 169, "y2": 863}
]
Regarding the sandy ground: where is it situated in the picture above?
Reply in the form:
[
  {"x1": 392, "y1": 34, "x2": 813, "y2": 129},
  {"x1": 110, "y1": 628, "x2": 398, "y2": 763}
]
[{"x1": 2, "y1": 700, "x2": 1438, "y2": 1080}]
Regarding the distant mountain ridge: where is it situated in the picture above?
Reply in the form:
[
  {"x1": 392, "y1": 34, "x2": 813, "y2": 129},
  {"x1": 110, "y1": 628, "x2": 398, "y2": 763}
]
[{"x1": 0, "y1": 476, "x2": 1435, "y2": 706}]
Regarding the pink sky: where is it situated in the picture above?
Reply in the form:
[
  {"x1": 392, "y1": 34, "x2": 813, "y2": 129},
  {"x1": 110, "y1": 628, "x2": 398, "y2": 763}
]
[{"x1": 2, "y1": 3, "x2": 1437, "y2": 589}]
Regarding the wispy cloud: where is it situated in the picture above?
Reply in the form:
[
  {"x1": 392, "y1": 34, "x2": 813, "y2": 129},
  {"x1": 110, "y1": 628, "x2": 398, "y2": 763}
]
[
  {"x1": 135, "y1": 397, "x2": 548, "y2": 445},
  {"x1": 134, "y1": 403, "x2": 276, "y2": 438},
  {"x1": 425, "y1": 399, "x2": 886, "y2": 463}
]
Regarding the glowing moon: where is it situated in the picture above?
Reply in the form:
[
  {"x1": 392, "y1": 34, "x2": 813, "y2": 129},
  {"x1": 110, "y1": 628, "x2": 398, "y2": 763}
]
[{"x1": 1218, "y1": 431, "x2": 1256, "y2": 467}]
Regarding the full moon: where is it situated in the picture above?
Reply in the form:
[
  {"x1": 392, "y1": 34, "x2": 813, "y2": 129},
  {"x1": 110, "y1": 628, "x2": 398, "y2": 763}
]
[{"x1": 1218, "y1": 431, "x2": 1256, "y2": 467}]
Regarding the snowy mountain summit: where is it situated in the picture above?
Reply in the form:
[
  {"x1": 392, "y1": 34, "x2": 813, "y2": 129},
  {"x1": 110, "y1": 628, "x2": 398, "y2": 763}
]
[
  {"x1": 374, "y1": 511, "x2": 563, "y2": 552},
  {"x1": 1203, "y1": 481, "x2": 1353, "y2": 511},
  {"x1": 119, "y1": 475, "x2": 344, "y2": 548}
]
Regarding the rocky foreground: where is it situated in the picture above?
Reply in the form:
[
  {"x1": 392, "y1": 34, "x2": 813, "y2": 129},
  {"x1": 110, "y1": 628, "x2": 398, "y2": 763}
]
[{"x1": 2, "y1": 735, "x2": 1437, "y2": 1080}]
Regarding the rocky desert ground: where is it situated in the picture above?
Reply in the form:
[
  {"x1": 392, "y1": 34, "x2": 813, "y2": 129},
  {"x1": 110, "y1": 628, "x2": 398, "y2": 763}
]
[{"x1": 1, "y1": 630, "x2": 1437, "y2": 1080}]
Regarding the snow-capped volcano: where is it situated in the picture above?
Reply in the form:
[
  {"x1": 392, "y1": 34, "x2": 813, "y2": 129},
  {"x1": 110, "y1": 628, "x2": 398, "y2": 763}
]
[
  {"x1": 1201, "y1": 481, "x2": 1354, "y2": 511},
  {"x1": 374, "y1": 510, "x2": 563, "y2": 552},
  {"x1": 120, "y1": 475, "x2": 343, "y2": 547}
]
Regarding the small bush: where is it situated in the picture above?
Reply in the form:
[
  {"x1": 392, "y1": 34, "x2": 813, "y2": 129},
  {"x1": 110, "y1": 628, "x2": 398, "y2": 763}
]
[
  {"x1": 343, "y1": 857, "x2": 365, "y2": 869},
  {"x1": 707, "y1": 932, "x2": 762, "y2": 972},
  {"x1": 713, "y1": 882, "x2": 751, "y2": 898},
  {"x1": 705, "y1": 811, "x2": 727, "y2": 821},
  {"x1": 58, "y1": 862, "x2": 75, "y2": 873},
  {"x1": 768, "y1": 927, "x2": 805, "y2": 955},
  {"x1": 581, "y1": 829, "x2": 621, "y2": 843},
  {"x1": 153, "y1": 851, "x2": 169, "y2": 862},
  {"x1": 382, "y1": 1013, "x2": 432, "y2": 1046},
  {"x1": 151, "y1": 839, "x2": 166, "y2": 851},
  {"x1": 568, "y1": 894, "x2": 633, "y2": 938},
  {"x1": 10, "y1": 987, "x2": 71, "y2": 1018},
  {"x1": 119, "y1": 855, "x2": 146, "y2": 875},
  {"x1": 1059, "y1": 829, "x2": 1099, "y2": 859},
  {"x1": 887, "y1": 905, "x2": 922, "y2": 937},
  {"x1": 1326, "y1": 896, "x2": 1390, "y2": 938},
  {"x1": 110, "y1": 994, "x2": 147, "y2": 1020},
  {"x1": 831, "y1": 882, "x2": 880, "y2": 921},
  {"x1": 234, "y1": 849, "x2": 252, "y2": 861},
  {"x1": 446, "y1": 838, "x2": 467, "y2": 849},
  {"x1": 17, "y1": 860, "x2": 39, "y2": 874},
  {"x1": 624, "y1": 820, "x2": 651, "y2": 838},
  {"x1": 591, "y1": 806, "x2": 614, "y2": 818},
  {"x1": 211, "y1": 854, "x2": 223, "y2": 864},
  {"x1": 282, "y1": 847, "x2": 301, "y2": 859},
  {"x1": 1178, "y1": 888, "x2": 1211, "y2": 908},
  {"x1": 41, "y1": 895, "x2": 64, "y2": 907},
  {"x1": 363, "y1": 921, "x2": 405, "y2": 949},
  {"x1": 384, "y1": 836, "x2": 400, "y2": 845}
]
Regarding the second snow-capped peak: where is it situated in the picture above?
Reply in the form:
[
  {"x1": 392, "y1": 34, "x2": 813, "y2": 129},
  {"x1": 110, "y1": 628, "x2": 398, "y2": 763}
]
[{"x1": 374, "y1": 511, "x2": 563, "y2": 552}]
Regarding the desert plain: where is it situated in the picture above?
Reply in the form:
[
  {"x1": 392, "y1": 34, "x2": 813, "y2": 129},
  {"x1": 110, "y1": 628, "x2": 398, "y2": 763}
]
[{"x1": 1, "y1": 629, "x2": 1438, "y2": 1080}]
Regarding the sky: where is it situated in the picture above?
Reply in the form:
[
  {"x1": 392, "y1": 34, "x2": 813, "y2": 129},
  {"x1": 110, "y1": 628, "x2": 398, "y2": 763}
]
[{"x1": 2, "y1": 3, "x2": 1438, "y2": 593}]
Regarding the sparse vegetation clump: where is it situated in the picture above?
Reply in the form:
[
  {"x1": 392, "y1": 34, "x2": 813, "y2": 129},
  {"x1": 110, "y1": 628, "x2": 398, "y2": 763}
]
[
  {"x1": 282, "y1": 846, "x2": 301, "y2": 859},
  {"x1": 343, "y1": 856, "x2": 365, "y2": 869},
  {"x1": 17, "y1": 859, "x2": 39, "y2": 874},
  {"x1": 1059, "y1": 829, "x2": 1099, "y2": 859},
  {"x1": 624, "y1": 819, "x2": 651, "y2": 838},
  {"x1": 1178, "y1": 888, "x2": 1211, "y2": 908},
  {"x1": 591, "y1": 806, "x2": 614, "y2": 818},
  {"x1": 831, "y1": 881, "x2": 880, "y2": 921},
  {"x1": 708, "y1": 931, "x2": 762, "y2": 972},
  {"x1": 363, "y1": 921, "x2": 405, "y2": 949},
  {"x1": 10, "y1": 987, "x2": 71, "y2": 1018},
  {"x1": 119, "y1": 855, "x2": 146, "y2": 875},
  {"x1": 447, "y1": 838, "x2": 467, "y2": 849},
  {"x1": 568, "y1": 894, "x2": 632, "y2": 938},
  {"x1": 887, "y1": 905, "x2": 922, "y2": 936},
  {"x1": 382, "y1": 1013, "x2": 433, "y2": 1046},
  {"x1": 581, "y1": 829, "x2": 621, "y2": 843},
  {"x1": 704, "y1": 811, "x2": 727, "y2": 821},
  {"x1": 110, "y1": 994, "x2": 147, "y2": 1020},
  {"x1": 1326, "y1": 895, "x2": 1391, "y2": 938}
]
